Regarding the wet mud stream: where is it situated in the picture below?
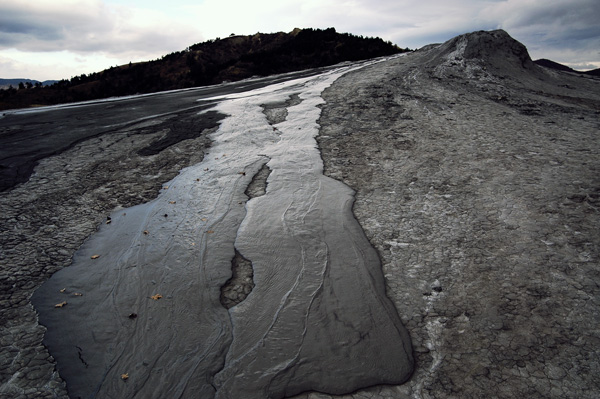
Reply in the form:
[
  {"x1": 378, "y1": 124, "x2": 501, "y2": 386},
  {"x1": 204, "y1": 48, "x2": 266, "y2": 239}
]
[{"x1": 31, "y1": 64, "x2": 413, "y2": 398}]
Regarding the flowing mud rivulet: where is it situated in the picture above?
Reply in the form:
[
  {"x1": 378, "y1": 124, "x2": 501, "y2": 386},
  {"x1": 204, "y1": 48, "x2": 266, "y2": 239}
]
[{"x1": 30, "y1": 63, "x2": 413, "y2": 398}]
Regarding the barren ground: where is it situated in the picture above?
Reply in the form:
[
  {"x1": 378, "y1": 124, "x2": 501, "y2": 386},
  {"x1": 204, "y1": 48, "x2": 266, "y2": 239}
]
[{"x1": 1, "y1": 30, "x2": 599, "y2": 398}]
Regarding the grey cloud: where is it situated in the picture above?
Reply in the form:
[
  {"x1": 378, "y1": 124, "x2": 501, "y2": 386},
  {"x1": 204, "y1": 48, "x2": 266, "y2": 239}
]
[
  {"x1": 508, "y1": 1, "x2": 599, "y2": 27},
  {"x1": 569, "y1": 63, "x2": 599, "y2": 70},
  {"x1": 1, "y1": 0, "x2": 597, "y2": 72},
  {"x1": 0, "y1": 19, "x2": 60, "y2": 38},
  {"x1": 0, "y1": 1, "x2": 195, "y2": 57},
  {"x1": 557, "y1": 26, "x2": 600, "y2": 45},
  {"x1": 0, "y1": 9, "x2": 65, "y2": 43},
  {"x1": 493, "y1": 0, "x2": 600, "y2": 47},
  {"x1": 0, "y1": 3, "x2": 107, "y2": 51}
]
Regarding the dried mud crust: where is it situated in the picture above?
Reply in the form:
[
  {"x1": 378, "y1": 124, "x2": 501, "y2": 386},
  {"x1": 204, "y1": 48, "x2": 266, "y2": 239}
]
[
  {"x1": 305, "y1": 49, "x2": 600, "y2": 398},
  {"x1": 0, "y1": 114, "x2": 215, "y2": 398}
]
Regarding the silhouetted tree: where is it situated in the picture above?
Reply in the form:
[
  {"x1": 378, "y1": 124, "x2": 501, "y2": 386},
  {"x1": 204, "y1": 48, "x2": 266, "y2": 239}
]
[{"x1": 0, "y1": 28, "x2": 408, "y2": 111}]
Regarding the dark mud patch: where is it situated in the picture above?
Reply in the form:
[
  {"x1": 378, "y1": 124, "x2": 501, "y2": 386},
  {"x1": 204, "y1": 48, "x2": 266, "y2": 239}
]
[
  {"x1": 220, "y1": 249, "x2": 255, "y2": 309},
  {"x1": 244, "y1": 162, "x2": 271, "y2": 199},
  {"x1": 261, "y1": 94, "x2": 302, "y2": 125},
  {"x1": 219, "y1": 162, "x2": 270, "y2": 309},
  {"x1": 137, "y1": 109, "x2": 226, "y2": 156}
]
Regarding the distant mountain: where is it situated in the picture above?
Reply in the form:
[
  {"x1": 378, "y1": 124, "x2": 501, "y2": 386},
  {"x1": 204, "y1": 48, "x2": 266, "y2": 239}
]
[
  {"x1": 534, "y1": 59, "x2": 600, "y2": 76},
  {"x1": 534, "y1": 59, "x2": 575, "y2": 72},
  {"x1": 584, "y1": 68, "x2": 600, "y2": 76},
  {"x1": 0, "y1": 28, "x2": 408, "y2": 111},
  {"x1": 0, "y1": 79, "x2": 57, "y2": 90}
]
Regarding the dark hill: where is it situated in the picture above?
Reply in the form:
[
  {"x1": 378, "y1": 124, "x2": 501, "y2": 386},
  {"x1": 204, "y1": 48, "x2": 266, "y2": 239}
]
[
  {"x1": 0, "y1": 28, "x2": 407, "y2": 111},
  {"x1": 534, "y1": 58, "x2": 600, "y2": 76},
  {"x1": 0, "y1": 79, "x2": 57, "y2": 90},
  {"x1": 534, "y1": 58, "x2": 576, "y2": 72},
  {"x1": 587, "y1": 68, "x2": 600, "y2": 76}
]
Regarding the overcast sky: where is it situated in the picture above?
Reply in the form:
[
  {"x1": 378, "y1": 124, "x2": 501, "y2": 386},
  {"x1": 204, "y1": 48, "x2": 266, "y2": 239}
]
[{"x1": 1, "y1": 0, "x2": 599, "y2": 81}]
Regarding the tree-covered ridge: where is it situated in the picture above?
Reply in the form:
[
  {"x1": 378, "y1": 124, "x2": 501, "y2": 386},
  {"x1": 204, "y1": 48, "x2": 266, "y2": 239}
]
[{"x1": 0, "y1": 28, "x2": 408, "y2": 111}]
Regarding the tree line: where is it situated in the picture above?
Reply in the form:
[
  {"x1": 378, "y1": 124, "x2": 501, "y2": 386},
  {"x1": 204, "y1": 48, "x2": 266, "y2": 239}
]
[{"x1": 0, "y1": 28, "x2": 410, "y2": 111}]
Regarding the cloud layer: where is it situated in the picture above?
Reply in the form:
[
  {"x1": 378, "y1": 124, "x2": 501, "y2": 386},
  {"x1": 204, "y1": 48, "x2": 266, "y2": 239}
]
[
  {"x1": 0, "y1": 0, "x2": 200, "y2": 56},
  {"x1": 0, "y1": 0, "x2": 598, "y2": 80}
]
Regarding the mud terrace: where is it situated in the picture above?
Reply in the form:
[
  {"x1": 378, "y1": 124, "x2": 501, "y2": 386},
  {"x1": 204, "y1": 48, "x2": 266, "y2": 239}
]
[{"x1": 1, "y1": 30, "x2": 599, "y2": 398}]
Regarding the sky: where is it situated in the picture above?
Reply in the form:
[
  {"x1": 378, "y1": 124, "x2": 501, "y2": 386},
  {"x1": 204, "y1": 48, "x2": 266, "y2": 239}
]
[{"x1": 1, "y1": 0, "x2": 599, "y2": 81}]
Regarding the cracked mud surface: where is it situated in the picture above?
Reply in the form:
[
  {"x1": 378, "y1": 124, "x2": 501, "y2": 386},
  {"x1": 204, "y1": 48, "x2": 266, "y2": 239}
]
[
  {"x1": 220, "y1": 249, "x2": 255, "y2": 309},
  {"x1": 0, "y1": 112, "x2": 215, "y2": 398},
  {"x1": 306, "y1": 30, "x2": 600, "y2": 398}
]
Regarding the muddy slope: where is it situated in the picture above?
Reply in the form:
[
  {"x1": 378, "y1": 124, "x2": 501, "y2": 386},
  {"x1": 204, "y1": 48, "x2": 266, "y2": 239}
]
[{"x1": 312, "y1": 29, "x2": 600, "y2": 398}]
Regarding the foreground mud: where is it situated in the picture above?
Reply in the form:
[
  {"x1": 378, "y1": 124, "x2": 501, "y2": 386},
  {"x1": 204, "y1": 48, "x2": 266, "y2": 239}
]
[
  {"x1": 0, "y1": 108, "x2": 215, "y2": 398},
  {"x1": 2, "y1": 64, "x2": 413, "y2": 398}
]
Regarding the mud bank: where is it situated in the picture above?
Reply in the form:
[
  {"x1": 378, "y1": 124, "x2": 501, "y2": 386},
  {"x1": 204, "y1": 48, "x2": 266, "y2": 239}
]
[{"x1": 311, "y1": 30, "x2": 600, "y2": 399}]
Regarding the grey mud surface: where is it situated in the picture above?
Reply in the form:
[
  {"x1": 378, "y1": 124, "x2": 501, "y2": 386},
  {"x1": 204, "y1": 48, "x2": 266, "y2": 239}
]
[
  {"x1": 2, "y1": 62, "x2": 413, "y2": 398},
  {"x1": 1, "y1": 103, "x2": 217, "y2": 399},
  {"x1": 1, "y1": 29, "x2": 599, "y2": 399}
]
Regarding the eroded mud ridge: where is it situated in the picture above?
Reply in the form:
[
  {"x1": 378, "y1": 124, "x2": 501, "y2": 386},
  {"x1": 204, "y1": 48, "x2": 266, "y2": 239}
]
[
  {"x1": 28, "y1": 64, "x2": 413, "y2": 398},
  {"x1": 310, "y1": 30, "x2": 600, "y2": 399}
]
